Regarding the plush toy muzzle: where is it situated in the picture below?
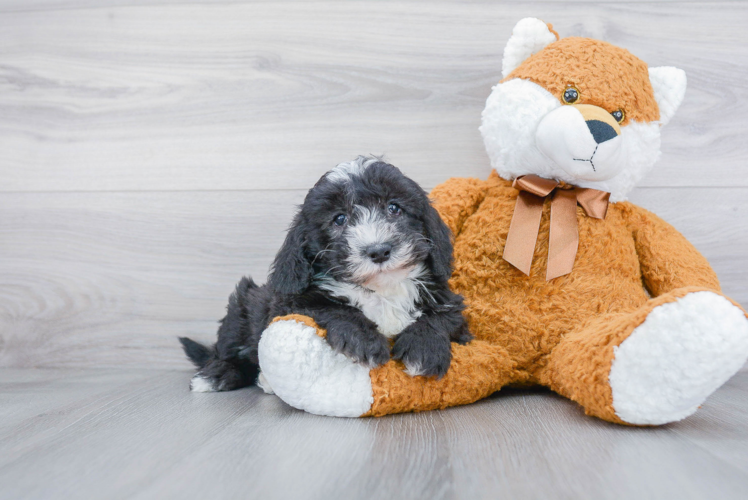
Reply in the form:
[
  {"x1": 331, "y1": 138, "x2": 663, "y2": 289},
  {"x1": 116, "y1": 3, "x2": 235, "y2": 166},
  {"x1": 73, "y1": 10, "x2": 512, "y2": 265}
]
[
  {"x1": 536, "y1": 103, "x2": 625, "y2": 181},
  {"x1": 481, "y1": 18, "x2": 687, "y2": 202}
]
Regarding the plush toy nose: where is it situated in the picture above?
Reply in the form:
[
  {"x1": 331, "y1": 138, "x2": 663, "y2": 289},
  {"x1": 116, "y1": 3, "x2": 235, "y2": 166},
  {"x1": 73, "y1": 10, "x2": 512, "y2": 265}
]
[
  {"x1": 365, "y1": 243, "x2": 392, "y2": 263},
  {"x1": 572, "y1": 104, "x2": 621, "y2": 144},
  {"x1": 586, "y1": 120, "x2": 618, "y2": 144}
]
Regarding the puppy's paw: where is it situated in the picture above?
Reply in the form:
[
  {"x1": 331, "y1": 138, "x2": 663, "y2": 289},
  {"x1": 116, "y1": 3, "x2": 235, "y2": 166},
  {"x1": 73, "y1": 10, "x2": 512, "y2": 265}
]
[
  {"x1": 326, "y1": 325, "x2": 391, "y2": 368},
  {"x1": 392, "y1": 334, "x2": 451, "y2": 379},
  {"x1": 450, "y1": 322, "x2": 473, "y2": 345}
]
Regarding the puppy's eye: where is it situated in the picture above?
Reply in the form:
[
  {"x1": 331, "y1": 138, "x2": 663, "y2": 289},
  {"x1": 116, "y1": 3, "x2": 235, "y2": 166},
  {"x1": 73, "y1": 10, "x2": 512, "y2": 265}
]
[
  {"x1": 333, "y1": 214, "x2": 347, "y2": 226},
  {"x1": 611, "y1": 109, "x2": 625, "y2": 123},
  {"x1": 387, "y1": 203, "x2": 402, "y2": 216},
  {"x1": 562, "y1": 86, "x2": 580, "y2": 104}
]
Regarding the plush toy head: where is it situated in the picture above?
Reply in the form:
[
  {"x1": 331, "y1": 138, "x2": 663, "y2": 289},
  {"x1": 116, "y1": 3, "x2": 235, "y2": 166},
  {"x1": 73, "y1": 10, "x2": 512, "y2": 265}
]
[{"x1": 480, "y1": 18, "x2": 687, "y2": 202}]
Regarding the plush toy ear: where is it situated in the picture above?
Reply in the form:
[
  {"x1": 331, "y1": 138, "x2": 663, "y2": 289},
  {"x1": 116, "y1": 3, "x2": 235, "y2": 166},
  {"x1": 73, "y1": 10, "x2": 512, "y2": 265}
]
[
  {"x1": 268, "y1": 214, "x2": 313, "y2": 295},
  {"x1": 502, "y1": 18, "x2": 559, "y2": 78},
  {"x1": 649, "y1": 67, "x2": 687, "y2": 126}
]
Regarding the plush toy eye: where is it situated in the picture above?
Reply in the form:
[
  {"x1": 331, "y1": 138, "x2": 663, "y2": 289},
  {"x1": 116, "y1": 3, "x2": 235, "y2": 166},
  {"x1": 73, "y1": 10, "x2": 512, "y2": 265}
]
[
  {"x1": 333, "y1": 214, "x2": 347, "y2": 226},
  {"x1": 611, "y1": 109, "x2": 625, "y2": 123},
  {"x1": 562, "y1": 86, "x2": 580, "y2": 104},
  {"x1": 387, "y1": 203, "x2": 402, "y2": 216}
]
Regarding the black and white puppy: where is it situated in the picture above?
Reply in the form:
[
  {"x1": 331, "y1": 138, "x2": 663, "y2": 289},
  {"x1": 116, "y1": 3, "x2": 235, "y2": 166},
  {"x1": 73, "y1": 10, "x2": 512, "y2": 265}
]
[{"x1": 180, "y1": 156, "x2": 471, "y2": 393}]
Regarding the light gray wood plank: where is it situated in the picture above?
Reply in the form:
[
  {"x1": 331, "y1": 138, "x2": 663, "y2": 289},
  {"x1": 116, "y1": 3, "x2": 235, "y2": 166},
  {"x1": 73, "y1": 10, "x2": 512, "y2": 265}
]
[
  {"x1": 125, "y1": 374, "x2": 748, "y2": 500},
  {"x1": 0, "y1": 369, "x2": 272, "y2": 500},
  {"x1": 1, "y1": 186, "x2": 746, "y2": 369},
  {"x1": 667, "y1": 375, "x2": 748, "y2": 474},
  {"x1": 629, "y1": 187, "x2": 748, "y2": 304},
  {"x1": 0, "y1": 2, "x2": 746, "y2": 192},
  {"x1": 2, "y1": 368, "x2": 743, "y2": 500},
  {"x1": 0, "y1": 368, "x2": 156, "y2": 436},
  {"x1": 0, "y1": 190, "x2": 303, "y2": 369},
  {"x1": 0, "y1": 0, "x2": 699, "y2": 14}
]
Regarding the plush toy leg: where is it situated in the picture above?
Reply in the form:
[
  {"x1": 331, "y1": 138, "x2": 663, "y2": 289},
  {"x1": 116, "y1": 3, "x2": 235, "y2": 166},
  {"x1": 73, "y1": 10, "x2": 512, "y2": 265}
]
[
  {"x1": 257, "y1": 315, "x2": 374, "y2": 417},
  {"x1": 258, "y1": 315, "x2": 518, "y2": 417},
  {"x1": 364, "y1": 339, "x2": 518, "y2": 416},
  {"x1": 543, "y1": 287, "x2": 748, "y2": 425}
]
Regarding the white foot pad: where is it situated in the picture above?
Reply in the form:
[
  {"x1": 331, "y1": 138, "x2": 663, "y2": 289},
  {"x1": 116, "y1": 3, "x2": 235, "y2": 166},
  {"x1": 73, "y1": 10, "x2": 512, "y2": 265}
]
[
  {"x1": 258, "y1": 319, "x2": 373, "y2": 417},
  {"x1": 610, "y1": 291, "x2": 748, "y2": 425}
]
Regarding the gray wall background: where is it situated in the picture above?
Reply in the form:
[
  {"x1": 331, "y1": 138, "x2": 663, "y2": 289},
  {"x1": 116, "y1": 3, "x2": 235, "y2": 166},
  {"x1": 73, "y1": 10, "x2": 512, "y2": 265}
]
[{"x1": 1, "y1": 0, "x2": 746, "y2": 369}]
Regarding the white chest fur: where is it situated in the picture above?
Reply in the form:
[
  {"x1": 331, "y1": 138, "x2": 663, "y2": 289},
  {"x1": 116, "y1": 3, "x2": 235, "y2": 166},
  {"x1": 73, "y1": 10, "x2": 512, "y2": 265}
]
[{"x1": 315, "y1": 267, "x2": 425, "y2": 338}]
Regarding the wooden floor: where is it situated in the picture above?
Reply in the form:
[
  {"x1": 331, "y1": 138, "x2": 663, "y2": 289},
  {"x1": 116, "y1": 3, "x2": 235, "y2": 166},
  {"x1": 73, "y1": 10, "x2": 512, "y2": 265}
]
[
  {"x1": 3, "y1": 1, "x2": 748, "y2": 498},
  {"x1": 1, "y1": 0, "x2": 747, "y2": 370},
  {"x1": 0, "y1": 368, "x2": 746, "y2": 500}
]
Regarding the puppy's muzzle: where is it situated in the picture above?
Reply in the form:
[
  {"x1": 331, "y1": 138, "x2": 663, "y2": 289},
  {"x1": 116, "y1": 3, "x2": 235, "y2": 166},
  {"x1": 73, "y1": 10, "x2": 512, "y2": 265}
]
[{"x1": 365, "y1": 243, "x2": 392, "y2": 264}]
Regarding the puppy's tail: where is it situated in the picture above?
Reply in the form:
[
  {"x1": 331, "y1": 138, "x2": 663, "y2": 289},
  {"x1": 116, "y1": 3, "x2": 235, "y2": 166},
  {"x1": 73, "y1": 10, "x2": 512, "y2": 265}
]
[{"x1": 179, "y1": 337, "x2": 214, "y2": 369}]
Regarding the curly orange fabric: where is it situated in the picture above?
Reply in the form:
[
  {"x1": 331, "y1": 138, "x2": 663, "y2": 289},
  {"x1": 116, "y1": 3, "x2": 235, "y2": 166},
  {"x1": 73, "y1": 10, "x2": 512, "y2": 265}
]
[
  {"x1": 362, "y1": 340, "x2": 518, "y2": 417},
  {"x1": 542, "y1": 286, "x2": 721, "y2": 424},
  {"x1": 504, "y1": 37, "x2": 659, "y2": 125},
  {"x1": 357, "y1": 173, "x2": 724, "y2": 421},
  {"x1": 271, "y1": 314, "x2": 327, "y2": 337},
  {"x1": 441, "y1": 173, "x2": 719, "y2": 371},
  {"x1": 266, "y1": 28, "x2": 743, "y2": 424},
  {"x1": 271, "y1": 173, "x2": 740, "y2": 422}
]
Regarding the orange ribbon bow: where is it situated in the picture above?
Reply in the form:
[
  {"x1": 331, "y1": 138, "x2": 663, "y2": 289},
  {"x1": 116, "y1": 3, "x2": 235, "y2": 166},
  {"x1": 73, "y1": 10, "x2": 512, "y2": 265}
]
[{"x1": 502, "y1": 174, "x2": 610, "y2": 281}]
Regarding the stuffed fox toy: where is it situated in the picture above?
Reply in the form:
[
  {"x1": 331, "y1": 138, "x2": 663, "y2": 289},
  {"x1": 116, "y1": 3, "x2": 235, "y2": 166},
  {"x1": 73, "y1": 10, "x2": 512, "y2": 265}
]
[{"x1": 257, "y1": 18, "x2": 748, "y2": 425}]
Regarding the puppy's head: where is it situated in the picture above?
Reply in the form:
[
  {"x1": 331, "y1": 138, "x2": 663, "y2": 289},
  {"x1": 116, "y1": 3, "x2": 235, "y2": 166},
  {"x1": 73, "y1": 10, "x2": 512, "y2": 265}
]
[{"x1": 268, "y1": 156, "x2": 452, "y2": 295}]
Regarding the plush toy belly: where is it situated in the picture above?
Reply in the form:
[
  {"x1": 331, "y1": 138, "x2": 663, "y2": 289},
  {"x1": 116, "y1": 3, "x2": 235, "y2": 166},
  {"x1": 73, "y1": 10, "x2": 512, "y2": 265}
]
[{"x1": 449, "y1": 182, "x2": 649, "y2": 374}]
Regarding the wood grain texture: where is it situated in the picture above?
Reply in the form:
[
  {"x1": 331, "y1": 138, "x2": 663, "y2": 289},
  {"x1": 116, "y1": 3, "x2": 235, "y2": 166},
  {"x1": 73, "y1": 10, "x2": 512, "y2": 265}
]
[
  {"x1": 1, "y1": 1, "x2": 747, "y2": 370},
  {"x1": 0, "y1": 0, "x2": 703, "y2": 13},
  {"x1": 1, "y1": 187, "x2": 746, "y2": 369},
  {"x1": 0, "y1": 1, "x2": 746, "y2": 192},
  {"x1": 0, "y1": 368, "x2": 746, "y2": 500},
  {"x1": 2, "y1": 2, "x2": 747, "y2": 497}
]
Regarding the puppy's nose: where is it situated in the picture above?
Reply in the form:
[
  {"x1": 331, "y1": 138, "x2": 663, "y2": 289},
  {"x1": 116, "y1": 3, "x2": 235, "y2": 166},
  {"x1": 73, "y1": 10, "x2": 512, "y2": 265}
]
[
  {"x1": 365, "y1": 243, "x2": 392, "y2": 264},
  {"x1": 586, "y1": 120, "x2": 618, "y2": 144}
]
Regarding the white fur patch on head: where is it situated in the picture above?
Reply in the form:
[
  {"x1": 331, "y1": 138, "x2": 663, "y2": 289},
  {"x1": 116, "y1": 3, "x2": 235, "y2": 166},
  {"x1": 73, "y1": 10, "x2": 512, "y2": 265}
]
[
  {"x1": 610, "y1": 291, "x2": 748, "y2": 425},
  {"x1": 344, "y1": 205, "x2": 415, "y2": 283},
  {"x1": 480, "y1": 78, "x2": 663, "y2": 202},
  {"x1": 649, "y1": 66, "x2": 687, "y2": 126},
  {"x1": 315, "y1": 264, "x2": 426, "y2": 338},
  {"x1": 258, "y1": 319, "x2": 374, "y2": 417},
  {"x1": 502, "y1": 18, "x2": 558, "y2": 78},
  {"x1": 326, "y1": 155, "x2": 380, "y2": 184},
  {"x1": 346, "y1": 206, "x2": 396, "y2": 256}
]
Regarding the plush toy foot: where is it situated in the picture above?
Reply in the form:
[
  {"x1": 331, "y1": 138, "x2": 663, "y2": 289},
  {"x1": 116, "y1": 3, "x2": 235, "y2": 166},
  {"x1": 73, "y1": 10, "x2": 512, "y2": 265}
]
[
  {"x1": 257, "y1": 317, "x2": 374, "y2": 417},
  {"x1": 609, "y1": 291, "x2": 748, "y2": 425}
]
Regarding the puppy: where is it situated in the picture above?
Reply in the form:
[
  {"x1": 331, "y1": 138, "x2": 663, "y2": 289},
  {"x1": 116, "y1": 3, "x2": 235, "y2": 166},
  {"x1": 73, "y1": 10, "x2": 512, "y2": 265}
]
[{"x1": 180, "y1": 156, "x2": 471, "y2": 393}]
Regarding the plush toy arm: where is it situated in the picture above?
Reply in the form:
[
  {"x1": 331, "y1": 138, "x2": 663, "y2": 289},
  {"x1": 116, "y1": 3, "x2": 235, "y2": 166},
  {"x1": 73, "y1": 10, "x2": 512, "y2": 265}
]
[
  {"x1": 429, "y1": 177, "x2": 489, "y2": 238},
  {"x1": 626, "y1": 203, "x2": 720, "y2": 296}
]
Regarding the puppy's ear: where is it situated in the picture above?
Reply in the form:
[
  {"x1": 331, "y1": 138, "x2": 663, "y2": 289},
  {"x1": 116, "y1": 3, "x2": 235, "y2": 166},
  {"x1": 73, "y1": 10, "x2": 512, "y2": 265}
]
[
  {"x1": 268, "y1": 214, "x2": 313, "y2": 295},
  {"x1": 423, "y1": 202, "x2": 454, "y2": 283}
]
